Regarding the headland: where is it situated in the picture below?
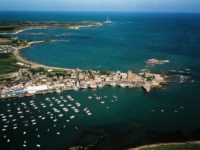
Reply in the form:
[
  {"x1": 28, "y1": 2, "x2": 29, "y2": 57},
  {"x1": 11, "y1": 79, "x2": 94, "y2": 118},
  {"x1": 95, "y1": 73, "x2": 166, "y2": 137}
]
[{"x1": 0, "y1": 22, "x2": 168, "y2": 100}]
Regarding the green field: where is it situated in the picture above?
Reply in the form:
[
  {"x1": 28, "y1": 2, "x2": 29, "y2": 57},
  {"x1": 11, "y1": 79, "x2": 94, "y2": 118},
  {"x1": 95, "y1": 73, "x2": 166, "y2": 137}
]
[
  {"x1": 0, "y1": 53, "x2": 20, "y2": 74},
  {"x1": 141, "y1": 144, "x2": 200, "y2": 150}
]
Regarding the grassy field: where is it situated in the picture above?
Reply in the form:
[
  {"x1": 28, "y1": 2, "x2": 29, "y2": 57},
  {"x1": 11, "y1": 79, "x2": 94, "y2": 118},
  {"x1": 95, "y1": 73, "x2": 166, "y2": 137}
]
[
  {"x1": 140, "y1": 144, "x2": 200, "y2": 150},
  {"x1": 0, "y1": 53, "x2": 20, "y2": 74}
]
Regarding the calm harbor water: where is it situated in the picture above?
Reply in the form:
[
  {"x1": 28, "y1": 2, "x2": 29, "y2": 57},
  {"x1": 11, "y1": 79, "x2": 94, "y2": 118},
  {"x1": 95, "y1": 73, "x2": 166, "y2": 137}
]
[{"x1": 0, "y1": 11, "x2": 200, "y2": 149}]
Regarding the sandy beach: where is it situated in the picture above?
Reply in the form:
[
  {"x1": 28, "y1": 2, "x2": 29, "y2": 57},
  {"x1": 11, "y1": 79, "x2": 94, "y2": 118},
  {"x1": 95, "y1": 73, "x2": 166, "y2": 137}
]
[{"x1": 13, "y1": 40, "x2": 73, "y2": 71}]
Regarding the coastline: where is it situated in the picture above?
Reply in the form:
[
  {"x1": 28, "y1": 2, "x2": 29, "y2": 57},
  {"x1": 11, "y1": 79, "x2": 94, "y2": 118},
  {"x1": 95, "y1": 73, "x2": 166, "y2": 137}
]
[
  {"x1": 1, "y1": 24, "x2": 168, "y2": 100},
  {"x1": 129, "y1": 141, "x2": 200, "y2": 150},
  {"x1": 14, "y1": 40, "x2": 73, "y2": 71},
  {"x1": 0, "y1": 21, "x2": 103, "y2": 35},
  {"x1": 1, "y1": 38, "x2": 168, "y2": 100}
]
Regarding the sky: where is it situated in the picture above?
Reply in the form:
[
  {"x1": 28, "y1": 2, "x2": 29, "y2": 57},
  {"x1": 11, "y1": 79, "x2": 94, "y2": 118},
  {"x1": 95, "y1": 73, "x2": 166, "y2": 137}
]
[{"x1": 0, "y1": 0, "x2": 200, "y2": 12}]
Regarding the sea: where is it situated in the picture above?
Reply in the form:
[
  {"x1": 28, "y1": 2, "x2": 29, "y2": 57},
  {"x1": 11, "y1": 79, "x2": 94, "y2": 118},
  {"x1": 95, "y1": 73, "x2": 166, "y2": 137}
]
[{"x1": 0, "y1": 11, "x2": 200, "y2": 150}]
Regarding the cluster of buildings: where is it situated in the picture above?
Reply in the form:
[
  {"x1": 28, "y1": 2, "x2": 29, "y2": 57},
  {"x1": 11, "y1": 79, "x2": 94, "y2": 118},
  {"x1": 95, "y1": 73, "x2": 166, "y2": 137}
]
[
  {"x1": 0, "y1": 45, "x2": 16, "y2": 54},
  {"x1": 0, "y1": 68, "x2": 167, "y2": 99}
]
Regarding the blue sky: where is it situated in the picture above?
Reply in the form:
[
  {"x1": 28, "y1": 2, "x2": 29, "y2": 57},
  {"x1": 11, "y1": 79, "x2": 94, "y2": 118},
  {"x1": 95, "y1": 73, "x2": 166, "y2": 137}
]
[{"x1": 0, "y1": 0, "x2": 200, "y2": 12}]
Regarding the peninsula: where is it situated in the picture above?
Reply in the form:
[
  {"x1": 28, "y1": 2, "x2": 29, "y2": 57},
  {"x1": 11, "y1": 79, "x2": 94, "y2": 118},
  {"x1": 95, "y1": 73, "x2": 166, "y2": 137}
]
[{"x1": 0, "y1": 21, "x2": 102, "y2": 34}]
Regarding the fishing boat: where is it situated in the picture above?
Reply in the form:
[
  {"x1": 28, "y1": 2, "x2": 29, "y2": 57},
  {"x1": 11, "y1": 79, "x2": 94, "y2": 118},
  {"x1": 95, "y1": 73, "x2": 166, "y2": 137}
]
[{"x1": 88, "y1": 96, "x2": 92, "y2": 99}]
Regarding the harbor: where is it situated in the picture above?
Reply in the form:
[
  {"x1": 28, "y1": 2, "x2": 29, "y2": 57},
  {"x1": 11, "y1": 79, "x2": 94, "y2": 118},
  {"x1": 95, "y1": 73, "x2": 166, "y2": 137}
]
[{"x1": 0, "y1": 36, "x2": 168, "y2": 100}]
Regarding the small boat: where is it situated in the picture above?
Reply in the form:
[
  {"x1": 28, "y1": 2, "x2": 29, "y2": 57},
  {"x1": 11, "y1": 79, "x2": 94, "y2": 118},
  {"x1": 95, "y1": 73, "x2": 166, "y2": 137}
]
[
  {"x1": 56, "y1": 89, "x2": 61, "y2": 93},
  {"x1": 23, "y1": 131, "x2": 26, "y2": 135},
  {"x1": 58, "y1": 114, "x2": 63, "y2": 117},
  {"x1": 13, "y1": 126, "x2": 18, "y2": 130},
  {"x1": 23, "y1": 144, "x2": 27, "y2": 147},
  {"x1": 90, "y1": 84, "x2": 97, "y2": 89},
  {"x1": 119, "y1": 84, "x2": 126, "y2": 88},
  {"x1": 76, "y1": 102, "x2": 81, "y2": 107},
  {"x1": 110, "y1": 82, "x2": 116, "y2": 87},
  {"x1": 36, "y1": 144, "x2": 41, "y2": 148},
  {"x1": 70, "y1": 115, "x2": 75, "y2": 119},
  {"x1": 80, "y1": 85, "x2": 88, "y2": 89},
  {"x1": 87, "y1": 113, "x2": 92, "y2": 116},
  {"x1": 73, "y1": 86, "x2": 79, "y2": 91},
  {"x1": 88, "y1": 96, "x2": 92, "y2": 99},
  {"x1": 45, "y1": 97, "x2": 50, "y2": 101},
  {"x1": 63, "y1": 108, "x2": 69, "y2": 112},
  {"x1": 98, "y1": 84, "x2": 104, "y2": 88},
  {"x1": 113, "y1": 95, "x2": 118, "y2": 99},
  {"x1": 7, "y1": 139, "x2": 10, "y2": 143}
]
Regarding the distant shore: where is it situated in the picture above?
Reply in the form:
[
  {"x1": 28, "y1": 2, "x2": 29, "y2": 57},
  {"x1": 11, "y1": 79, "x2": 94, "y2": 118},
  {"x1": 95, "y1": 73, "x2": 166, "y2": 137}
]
[
  {"x1": 0, "y1": 21, "x2": 103, "y2": 34},
  {"x1": 129, "y1": 141, "x2": 200, "y2": 150},
  {"x1": 0, "y1": 28, "x2": 43, "y2": 35}
]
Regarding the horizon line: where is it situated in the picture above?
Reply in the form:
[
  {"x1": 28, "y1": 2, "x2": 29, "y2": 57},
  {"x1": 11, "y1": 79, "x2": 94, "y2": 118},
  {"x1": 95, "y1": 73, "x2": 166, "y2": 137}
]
[{"x1": 0, "y1": 10, "x2": 200, "y2": 14}]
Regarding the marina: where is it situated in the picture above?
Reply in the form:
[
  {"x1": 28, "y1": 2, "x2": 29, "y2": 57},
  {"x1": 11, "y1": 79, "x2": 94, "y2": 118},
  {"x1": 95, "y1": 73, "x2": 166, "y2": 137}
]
[{"x1": 1, "y1": 86, "x2": 200, "y2": 149}]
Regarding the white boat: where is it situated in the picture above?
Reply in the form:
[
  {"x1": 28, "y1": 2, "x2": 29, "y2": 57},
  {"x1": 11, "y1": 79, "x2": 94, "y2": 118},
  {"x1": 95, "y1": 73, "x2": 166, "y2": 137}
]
[
  {"x1": 98, "y1": 84, "x2": 104, "y2": 88},
  {"x1": 104, "y1": 17, "x2": 112, "y2": 24},
  {"x1": 113, "y1": 95, "x2": 118, "y2": 99},
  {"x1": 88, "y1": 96, "x2": 92, "y2": 99},
  {"x1": 80, "y1": 85, "x2": 88, "y2": 89},
  {"x1": 7, "y1": 139, "x2": 10, "y2": 143},
  {"x1": 70, "y1": 115, "x2": 75, "y2": 119},
  {"x1": 23, "y1": 144, "x2": 27, "y2": 147},
  {"x1": 56, "y1": 89, "x2": 61, "y2": 93},
  {"x1": 45, "y1": 97, "x2": 50, "y2": 101},
  {"x1": 110, "y1": 82, "x2": 116, "y2": 87},
  {"x1": 63, "y1": 108, "x2": 69, "y2": 112},
  {"x1": 76, "y1": 103, "x2": 81, "y2": 107},
  {"x1": 96, "y1": 96, "x2": 101, "y2": 100},
  {"x1": 36, "y1": 144, "x2": 41, "y2": 148},
  {"x1": 87, "y1": 113, "x2": 92, "y2": 116},
  {"x1": 73, "y1": 86, "x2": 79, "y2": 91},
  {"x1": 13, "y1": 126, "x2": 18, "y2": 130},
  {"x1": 58, "y1": 114, "x2": 63, "y2": 117},
  {"x1": 100, "y1": 101, "x2": 105, "y2": 104},
  {"x1": 120, "y1": 84, "x2": 126, "y2": 88}
]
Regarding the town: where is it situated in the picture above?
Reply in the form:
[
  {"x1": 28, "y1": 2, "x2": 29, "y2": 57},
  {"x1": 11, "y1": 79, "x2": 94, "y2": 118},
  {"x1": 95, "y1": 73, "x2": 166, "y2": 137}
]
[{"x1": 0, "y1": 36, "x2": 168, "y2": 99}]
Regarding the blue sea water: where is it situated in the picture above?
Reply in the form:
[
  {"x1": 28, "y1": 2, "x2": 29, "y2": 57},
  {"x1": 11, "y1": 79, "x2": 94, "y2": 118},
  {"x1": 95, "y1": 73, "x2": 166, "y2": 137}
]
[{"x1": 0, "y1": 11, "x2": 200, "y2": 149}]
